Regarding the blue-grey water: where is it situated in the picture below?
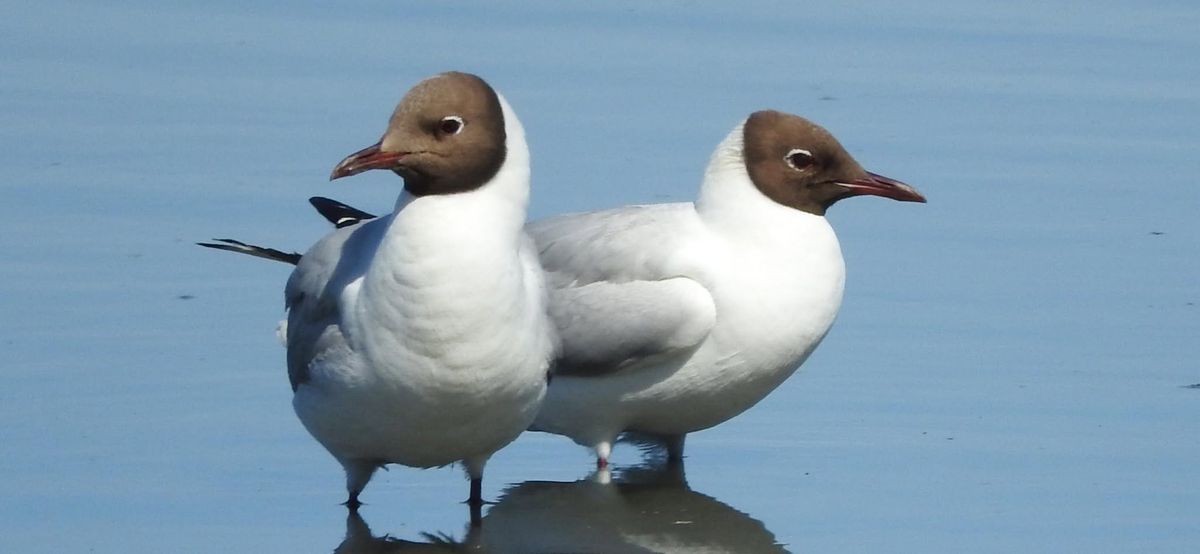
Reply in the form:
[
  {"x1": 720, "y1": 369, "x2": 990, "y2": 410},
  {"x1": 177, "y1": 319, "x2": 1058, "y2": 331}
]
[{"x1": 2, "y1": 1, "x2": 1197, "y2": 552}]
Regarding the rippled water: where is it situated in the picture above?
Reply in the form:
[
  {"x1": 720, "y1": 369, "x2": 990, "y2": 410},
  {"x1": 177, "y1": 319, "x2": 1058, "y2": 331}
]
[{"x1": 3, "y1": 1, "x2": 1197, "y2": 552}]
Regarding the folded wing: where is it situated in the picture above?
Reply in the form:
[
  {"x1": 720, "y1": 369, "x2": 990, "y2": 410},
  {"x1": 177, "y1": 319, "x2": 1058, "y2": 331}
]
[
  {"x1": 529, "y1": 204, "x2": 716, "y2": 377},
  {"x1": 284, "y1": 218, "x2": 381, "y2": 390}
]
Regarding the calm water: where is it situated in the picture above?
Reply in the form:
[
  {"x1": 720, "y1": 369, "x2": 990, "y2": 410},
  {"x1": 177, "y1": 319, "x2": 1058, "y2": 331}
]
[{"x1": 2, "y1": 1, "x2": 1197, "y2": 552}]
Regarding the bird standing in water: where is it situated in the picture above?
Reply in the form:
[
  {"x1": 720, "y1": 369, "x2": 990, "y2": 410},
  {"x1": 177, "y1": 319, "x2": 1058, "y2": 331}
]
[{"x1": 243, "y1": 72, "x2": 555, "y2": 512}]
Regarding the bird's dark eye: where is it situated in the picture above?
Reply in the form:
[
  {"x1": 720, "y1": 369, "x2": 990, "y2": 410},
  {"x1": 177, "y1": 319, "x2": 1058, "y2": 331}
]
[
  {"x1": 439, "y1": 116, "x2": 465, "y2": 135},
  {"x1": 785, "y1": 149, "x2": 815, "y2": 171}
]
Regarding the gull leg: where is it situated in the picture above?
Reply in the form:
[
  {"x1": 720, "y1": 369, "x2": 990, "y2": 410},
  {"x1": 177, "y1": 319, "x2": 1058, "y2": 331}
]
[
  {"x1": 342, "y1": 459, "x2": 379, "y2": 510},
  {"x1": 595, "y1": 440, "x2": 612, "y2": 469},
  {"x1": 664, "y1": 434, "x2": 687, "y2": 466}
]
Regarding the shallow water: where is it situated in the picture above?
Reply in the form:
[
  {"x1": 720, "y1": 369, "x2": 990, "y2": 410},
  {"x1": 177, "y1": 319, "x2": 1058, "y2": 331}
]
[{"x1": 2, "y1": 1, "x2": 1198, "y2": 552}]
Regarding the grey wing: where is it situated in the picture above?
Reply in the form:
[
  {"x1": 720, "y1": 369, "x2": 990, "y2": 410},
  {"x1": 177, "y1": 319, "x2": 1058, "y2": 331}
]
[
  {"x1": 548, "y1": 277, "x2": 716, "y2": 376},
  {"x1": 529, "y1": 203, "x2": 700, "y2": 285},
  {"x1": 283, "y1": 219, "x2": 380, "y2": 390},
  {"x1": 528, "y1": 203, "x2": 716, "y2": 376}
]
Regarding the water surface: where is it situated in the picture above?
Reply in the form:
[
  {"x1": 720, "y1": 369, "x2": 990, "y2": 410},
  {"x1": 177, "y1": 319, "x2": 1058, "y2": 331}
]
[{"x1": 2, "y1": 1, "x2": 1197, "y2": 552}]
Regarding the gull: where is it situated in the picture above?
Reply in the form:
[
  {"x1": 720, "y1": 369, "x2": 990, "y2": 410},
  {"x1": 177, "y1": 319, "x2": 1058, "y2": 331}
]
[
  {"x1": 525, "y1": 110, "x2": 925, "y2": 467},
  {"x1": 203, "y1": 72, "x2": 555, "y2": 510},
  {"x1": 203, "y1": 109, "x2": 924, "y2": 471}
]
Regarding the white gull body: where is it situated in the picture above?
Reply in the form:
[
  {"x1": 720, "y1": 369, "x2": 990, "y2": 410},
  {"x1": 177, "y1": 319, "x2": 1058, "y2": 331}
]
[
  {"x1": 202, "y1": 108, "x2": 922, "y2": 472},
  {"x1": 529, "y1": 112, "x2": 924, "y2": 464},
  {"x1": 285, "y1": 74, "x2": 554, "y2": 505}
]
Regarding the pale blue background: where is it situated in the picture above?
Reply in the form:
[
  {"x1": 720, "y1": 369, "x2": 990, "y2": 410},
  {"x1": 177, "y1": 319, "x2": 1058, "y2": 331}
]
[{"x1": 2, "y1": 1, "x2": 1197, "y2": 552}]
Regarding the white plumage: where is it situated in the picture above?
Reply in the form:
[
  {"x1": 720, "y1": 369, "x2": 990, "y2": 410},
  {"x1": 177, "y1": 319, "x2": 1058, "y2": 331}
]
[
  {"x1": 282, "y1": 73, "x2": 555, "y2": 507},
  {"x1": 530, "y1": 113, "x2": 923, "y2": 465},
  {"x1": 201, "y1": 106, "x2": 922, "y2": 477}
]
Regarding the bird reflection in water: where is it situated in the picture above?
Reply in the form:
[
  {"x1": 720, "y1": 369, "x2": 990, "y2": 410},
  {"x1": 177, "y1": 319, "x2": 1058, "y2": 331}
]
[
  {"x1": 334, "y1": 510, "x2": 481, "y2": 553},
  {"x1": 335, "y1": 463, "x2": 789, "y2": 553}
]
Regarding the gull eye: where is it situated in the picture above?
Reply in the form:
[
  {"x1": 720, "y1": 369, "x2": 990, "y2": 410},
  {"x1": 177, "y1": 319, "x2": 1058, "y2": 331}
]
[
  {"x1": 785, "y1": 149, "x2": 814, "y2": 171},
  {"x1": 439, "y1": 115, "x2": 465, "y2": 135}
]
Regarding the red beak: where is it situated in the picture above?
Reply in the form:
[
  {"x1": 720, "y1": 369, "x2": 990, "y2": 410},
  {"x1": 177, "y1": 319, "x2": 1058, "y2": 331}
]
[
  {"x1": 837, "y1": 171, "x2": 926, "y2": 203},
  {"x1": 330, "y1": 141, "x2": 406, "y2": 181}
]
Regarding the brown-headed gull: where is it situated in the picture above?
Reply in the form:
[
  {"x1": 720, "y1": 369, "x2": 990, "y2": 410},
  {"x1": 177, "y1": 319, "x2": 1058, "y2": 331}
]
[
  {"x1": 202, "y1": 109, "x2": 924, "y2": 472},
  {"x1": 525, "y1": 111, "x2": 925, "y2": 467},
  {"x1": 205, "y1": 72, "x2": 555, "y2": 511}
]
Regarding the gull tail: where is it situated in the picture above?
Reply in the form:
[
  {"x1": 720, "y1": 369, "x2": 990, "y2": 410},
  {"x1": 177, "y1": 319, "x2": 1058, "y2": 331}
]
[{"x1": 196, "y1": 238, "x2": 301, "y2": 265}]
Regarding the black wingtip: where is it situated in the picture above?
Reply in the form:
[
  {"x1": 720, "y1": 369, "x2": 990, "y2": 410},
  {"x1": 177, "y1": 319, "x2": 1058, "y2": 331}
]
[
  {"x1": 309, "y1": 196, "x2": 377, "y2": 228},
  {"x1": 196, "y1": 238, "x2": 301, "y2": 265}
]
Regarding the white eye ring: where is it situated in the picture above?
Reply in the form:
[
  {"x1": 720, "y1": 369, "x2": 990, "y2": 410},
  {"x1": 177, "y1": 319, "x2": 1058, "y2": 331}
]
[
  {"x1": 785, "y1": 148, "x2": 814, "y2": 170},
  {"x1": 439, "y1": 115, "x2": 465, "y2": 135}
]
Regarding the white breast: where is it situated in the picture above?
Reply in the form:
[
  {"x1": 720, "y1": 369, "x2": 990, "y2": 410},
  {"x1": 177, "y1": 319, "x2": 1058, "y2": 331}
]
[
  {"x1": 621, "y1": 214, "x2": 844, "y2": 434},
  {"x1": 290, "y1": 96, "x2": 555, "y2": 470},
  {"x1": 532, "y1": 125, "x2": 846, "y2": 443}
]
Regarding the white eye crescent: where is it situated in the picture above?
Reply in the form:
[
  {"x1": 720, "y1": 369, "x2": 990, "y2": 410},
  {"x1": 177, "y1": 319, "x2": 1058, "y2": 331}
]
[
  {"x1": 439, "y1": 115, "x2": 465, "y2": 135},
  {"x1": 785, "y1": 148, "x2": 814, "y2": 170}
]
